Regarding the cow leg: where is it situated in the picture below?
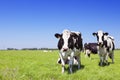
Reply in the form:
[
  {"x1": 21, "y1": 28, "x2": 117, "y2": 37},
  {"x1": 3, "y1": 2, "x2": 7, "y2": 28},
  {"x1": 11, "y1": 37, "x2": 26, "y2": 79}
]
[
  {"x1": 85, "y1": 49, "x2": 90, "y2": 58},
  {"x1": 61, "y1": 59, "x2": 65, "y2": 73},
  {"x1": 85, "y1": 50, "x2": 87, "y2": 58},
  {"x1": 88, "y1": 54, "x2": 90, "y2": 58},
  {"x1": 85, "y1": 50, "x2": 88, "y2": 57},
  {"x1": 61, "y1": 65, "x2": 65, "y2": 73},
  {"x1": 99, "y1": 53, "x2": 102, "y2": 66},
  {"x1": 112, "y1": 53, "x2": 114, "y2": 63},
  {"x1": 77, "y1": 57, "x2": 81, "y2": 69},
  {"x1": 76, "y1": 55, "x2": 81, "y2": 69},
  {"x1": 100, "y1": 56, "x2": 104, "y2": 66},
  {"x1": 57, "y1": 58, "x2": 61, "y2": 64},
  {"x1": 59, "y1": 52, "x2": 65, "y2": 73},
  {"x1": 69, "y1": 52, "x2": 74, "y2": 73},
  {"x1": 69, "y1": 59, "x2": 73, "y2": 73},
  {"x1": 111, "y1": 52, "x2": 114, "y2": 63},
  {"x1": 105, "y1": 53, "x2": 109, "y2": 65}
]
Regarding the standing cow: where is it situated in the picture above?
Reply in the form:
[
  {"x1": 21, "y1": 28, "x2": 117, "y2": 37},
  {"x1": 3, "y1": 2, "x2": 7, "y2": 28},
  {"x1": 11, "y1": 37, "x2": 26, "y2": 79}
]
[
  {"x1": 84, "y1": 43, "x2": 98, "y2": 58},
  {"x1": 55, "y1": 29, "x2": 83, "y2": 73},
  {"x1": 93, "y1": 30, "x2": 115, "y2": 66}
]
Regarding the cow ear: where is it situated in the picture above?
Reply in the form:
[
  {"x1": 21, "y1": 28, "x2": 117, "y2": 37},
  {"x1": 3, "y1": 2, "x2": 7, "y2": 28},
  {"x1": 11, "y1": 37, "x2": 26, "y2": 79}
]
[
  {"x1": 93, "y1": 32, "x2": 97, "y2": 36},
  {"x1": 54, "y1": 33, "x2": 62, "y2": 38},
  {"x1": 104, "y1": 32, "x2": 108, "y2": 35}
]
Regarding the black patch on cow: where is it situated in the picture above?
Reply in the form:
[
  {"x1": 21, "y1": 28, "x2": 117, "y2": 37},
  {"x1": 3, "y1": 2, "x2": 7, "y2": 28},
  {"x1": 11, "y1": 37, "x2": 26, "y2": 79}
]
[
  {"x1": 88, "y1": 54, "x2": 90, "y2": 57},
  {"x1": 112, "y1": 42, "x2": 115, "y2": 50},
  {"x1": 69, "y1": 33, "x2": 83, "y2": 50},
  {"x1": 97, "y1": 35, "x2": 99, "y2": 41},
  {"x1": 103, "y1": 40, "x2": 115, "y2": 52},
  {"x1": 84, "y1": 43, "x2": 98, "y2": 54},
  {"x1": 102, "y1": 35, "x2": 104, "y2": 41},
  {"x1": 89, "y1": 43, "x2": 98, "y2": 53},
  {"x1": 103, "y1": 40, "x2": 107, "y2": 47},
  {"x1": 103, "y1": 40, "x2": 110, "y2": 52},
  {"x1": 75, "y1": 34, "x2": 83, "y2": 50},
  {"x1": 58, "y1": 38, "x2": 64, "y2": 50},
  {"x1": 68, "y1": 36, "x2": 74, "y2": 49}
]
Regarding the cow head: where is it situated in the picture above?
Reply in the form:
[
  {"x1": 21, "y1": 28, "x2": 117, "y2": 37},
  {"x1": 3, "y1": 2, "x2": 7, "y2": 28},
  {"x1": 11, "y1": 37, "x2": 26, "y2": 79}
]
[
  {"x1": 55, "y1": 29, "x2": 78, "y2": 52},
  {"x1": 93, "y1": 30, "x2": 108, "y2": 46}
]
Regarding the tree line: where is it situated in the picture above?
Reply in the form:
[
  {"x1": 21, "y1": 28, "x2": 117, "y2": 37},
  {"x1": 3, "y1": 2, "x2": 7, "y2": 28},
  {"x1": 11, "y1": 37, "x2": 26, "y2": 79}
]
[{"x1": 7, "y1": 48, "x2": 58, "y2": 50}]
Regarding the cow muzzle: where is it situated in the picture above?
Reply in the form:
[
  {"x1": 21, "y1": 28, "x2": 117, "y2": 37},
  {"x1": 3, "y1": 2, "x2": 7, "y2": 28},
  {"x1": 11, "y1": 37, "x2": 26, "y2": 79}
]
[
  {"x1": 98, "y1": 42, "x2": 103, "y2": 47},
  {"x1": 63, "y1": 48, "x2": 68, "y2": 52}
]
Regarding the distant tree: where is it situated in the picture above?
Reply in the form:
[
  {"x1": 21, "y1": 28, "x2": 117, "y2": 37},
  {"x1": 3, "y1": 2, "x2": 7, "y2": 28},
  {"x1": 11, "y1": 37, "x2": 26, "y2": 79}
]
[
  {"x1": 7, "y1": 48, "x2": 18, "y2": 50},
  {"x1": 21, "y1": 48, "x2": 38, "y2": 50}
]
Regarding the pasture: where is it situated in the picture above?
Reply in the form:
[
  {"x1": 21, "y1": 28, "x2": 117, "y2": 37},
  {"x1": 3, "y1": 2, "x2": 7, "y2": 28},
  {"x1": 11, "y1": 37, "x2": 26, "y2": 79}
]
[{"x1": 0, "y1": 50, "x2": 120, "y2": 80}]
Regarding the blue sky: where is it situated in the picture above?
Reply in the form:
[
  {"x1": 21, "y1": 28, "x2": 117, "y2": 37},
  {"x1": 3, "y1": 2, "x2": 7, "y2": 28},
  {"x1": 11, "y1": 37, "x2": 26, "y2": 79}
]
[{"x1": 0, "y1": 0, "x2": 120, "y2": 49}]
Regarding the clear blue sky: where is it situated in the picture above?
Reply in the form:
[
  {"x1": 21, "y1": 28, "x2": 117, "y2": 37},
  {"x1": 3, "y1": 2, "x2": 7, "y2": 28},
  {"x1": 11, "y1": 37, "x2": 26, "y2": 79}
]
[{"x1": 0, "y1": 0, "x2": 120, "y2": 49}]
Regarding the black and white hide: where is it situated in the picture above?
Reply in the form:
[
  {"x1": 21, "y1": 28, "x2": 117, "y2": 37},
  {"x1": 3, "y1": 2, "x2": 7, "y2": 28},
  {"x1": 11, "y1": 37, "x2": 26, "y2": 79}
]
[
  {"x1": 55, "y1": 29, "x2": 83, "y2": 73},
  {"x1": 93, "y1": 30, "x2": 115, "y2": 66},
  {"x1": 84, "y1": 43, "x2": 98, "y2": 58}
]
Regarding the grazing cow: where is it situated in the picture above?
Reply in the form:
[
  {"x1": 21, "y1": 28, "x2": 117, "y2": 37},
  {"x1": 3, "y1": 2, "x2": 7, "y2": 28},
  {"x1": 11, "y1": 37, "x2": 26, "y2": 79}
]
[
  {"x1": 55, "y1": 29, "x2": 83, "y2": 73},
  {"x1": 84, "y1": 43, "x2": 98, "y2": 58},
  {"x1": 93, "y1": 30, "x2": 115, "y2": 66}
]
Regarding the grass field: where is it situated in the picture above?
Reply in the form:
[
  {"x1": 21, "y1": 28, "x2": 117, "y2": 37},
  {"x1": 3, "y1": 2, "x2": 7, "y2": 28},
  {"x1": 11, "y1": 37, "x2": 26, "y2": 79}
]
[{"x1": 0, "y1": 50, "x2": 120, "y2": 80}]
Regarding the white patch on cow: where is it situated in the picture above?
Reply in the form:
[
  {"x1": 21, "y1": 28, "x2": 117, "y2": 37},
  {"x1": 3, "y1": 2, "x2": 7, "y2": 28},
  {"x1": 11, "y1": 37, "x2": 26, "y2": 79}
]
[
  {"x1": 85, "y1": 49, "x2": 91, "y2": 57},
  {"x1": 97, "y1": 30, "x2": 104, "y2": 44},
  {"x1": 94, "y1": 30, "x2": 115, "y2": 66},
  {"x1": 74, "y1": 58, "x2": 78, "y2": 64},
  {"x1": 62, "y1": 29, "x2": 71, "y2": 51},
  {"x1": 106, "y1": 36, "x2": 114, "y2": 51}
]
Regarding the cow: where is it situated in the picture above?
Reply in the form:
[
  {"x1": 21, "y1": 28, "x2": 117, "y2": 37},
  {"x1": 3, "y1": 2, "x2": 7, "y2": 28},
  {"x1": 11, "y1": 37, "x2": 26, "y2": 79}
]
[
  {"x1": 93, "y1": 30, "x2": 115, "y2": 66},
  {"x1": 55, "y1": 29, "x2": 83, "y2": 73},
  {"x1": 84, "y1": 43, "x2": 98, "y2": 58}
]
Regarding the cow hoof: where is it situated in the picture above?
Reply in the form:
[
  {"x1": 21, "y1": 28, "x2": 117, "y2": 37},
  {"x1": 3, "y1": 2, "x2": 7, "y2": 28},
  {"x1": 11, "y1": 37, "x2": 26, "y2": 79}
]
[
  {"x1": 62, "y1": 70, "x2": 65, "y2": 73},
  {"x1": 78, "y1": 66, "x2": 80, "y2": 69},
  {"x1": 106, "y1": 62, "x2": 109, "y2": 66},
  {"x1": 69, "y1": 71, "x2": 73, "y2": 74},
  {"x1": 57, "y1": 58, "x2": 61, "y2": 64},
  {"x1": 99, "y1": 62, "x2": 103, "y2": 66}
]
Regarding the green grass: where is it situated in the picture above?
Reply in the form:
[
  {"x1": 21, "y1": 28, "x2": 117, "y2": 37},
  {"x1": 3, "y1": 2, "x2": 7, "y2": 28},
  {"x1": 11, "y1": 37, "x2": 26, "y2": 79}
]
[{"x1": 0, "y1": 50, "x2": 120, "y2": 80}]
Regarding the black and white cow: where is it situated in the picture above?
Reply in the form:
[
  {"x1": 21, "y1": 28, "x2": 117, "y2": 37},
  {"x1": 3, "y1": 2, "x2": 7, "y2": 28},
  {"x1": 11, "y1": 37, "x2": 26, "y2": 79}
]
[
  {"x1": 93, "y1": 30, "x2": 115, "y2": 66},
  {"x1": 55, "y1": 29, "x2": 83, "y2": 73},
  {"x1": 84, "y1": 43, "x2": 98, "y2": 58}
]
